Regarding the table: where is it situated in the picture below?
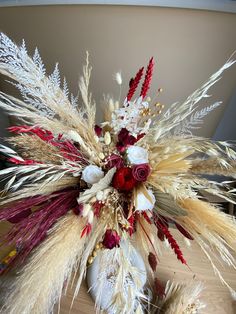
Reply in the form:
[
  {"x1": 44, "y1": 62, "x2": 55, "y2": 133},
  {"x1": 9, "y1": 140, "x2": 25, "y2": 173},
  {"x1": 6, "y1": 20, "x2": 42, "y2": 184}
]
[
  {"x1": 58, "y1": 229, "x2": 236, "y2": 314},
  {"x1": 1, "y1": 223, "x2": 236, "y2": 314}
]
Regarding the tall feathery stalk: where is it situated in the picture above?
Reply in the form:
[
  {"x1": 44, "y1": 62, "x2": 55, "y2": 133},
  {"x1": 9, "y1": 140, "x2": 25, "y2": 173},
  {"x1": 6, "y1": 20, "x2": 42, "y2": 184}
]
[
  {"x1": 1, "y1": 213, "x2": 86, "y2": 314},
  {"x1": 153, "y1": 58, "x2": 236, "y2": 140}
]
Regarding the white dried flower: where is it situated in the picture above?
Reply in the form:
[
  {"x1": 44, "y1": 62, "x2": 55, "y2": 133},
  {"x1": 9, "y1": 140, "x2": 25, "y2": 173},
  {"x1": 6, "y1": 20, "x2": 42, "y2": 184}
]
[
  {"x1": 127, "y1": 146, "x2": 148, "y2": 165},
  {"x1": 87, "y1": 210, "x2": 94, "y2": 224},
  {"x1": 96, "y1": 191, "x2": 104, "y2": 201},
  {"x1": 109, "y1": 99, "x2": 115, "y2": 112},
  {"x1": 114, "y1": 72, "x2": 122, "y2": 85},
  {"x1": 104, "y1": 132, "x2": 111, "y2": 145},
  {"x1": 135, "y1": 189, "x2": 155, "y2": 212},
  {"x1": 82, "y1": 203, "x2": 92, "y2": 217},
  {"x1": 82, "y1": 165, "x2": 104, "y2": 185}
]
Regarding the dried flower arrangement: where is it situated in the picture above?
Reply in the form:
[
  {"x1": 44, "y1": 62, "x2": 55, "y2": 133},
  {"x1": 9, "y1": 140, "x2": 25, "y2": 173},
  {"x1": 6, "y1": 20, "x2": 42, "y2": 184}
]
[{"x1": 0, "y1": 33, "x2": 235, "y2": 314}]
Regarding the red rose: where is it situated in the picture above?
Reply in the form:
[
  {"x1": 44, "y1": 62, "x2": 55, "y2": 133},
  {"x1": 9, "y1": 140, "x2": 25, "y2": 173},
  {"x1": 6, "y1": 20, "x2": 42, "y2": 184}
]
[
  {"x1": 102, "y1": 229, "x2": 120, "y2": 249},
  {"x1": 106, "y1": 154, "x2": 124, "y2": 169},
  {"x1": 112, "y1": 167, "x2": 137, "y2": 191},
  {"x1": 132, "y1": 164, "x2": 151, "y2": 182}
]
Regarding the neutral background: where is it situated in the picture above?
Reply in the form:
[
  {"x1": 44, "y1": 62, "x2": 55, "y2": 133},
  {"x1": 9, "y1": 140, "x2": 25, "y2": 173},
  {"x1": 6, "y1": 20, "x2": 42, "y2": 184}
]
[{"x1": 0, "y1": 5, "x2": 235, "y2": 138}]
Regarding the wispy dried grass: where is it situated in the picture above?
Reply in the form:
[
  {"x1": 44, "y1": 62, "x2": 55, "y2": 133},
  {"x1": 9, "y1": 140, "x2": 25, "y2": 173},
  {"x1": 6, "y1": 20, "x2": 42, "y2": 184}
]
[
  {"x1": 1, "y1": 213, "x2": 86, "y2": 314},
  {"x1": 7, "y1": 134, "x2": 62, "y2": 164},
  {"x1": 191, "y1": 158, "x2": 236, "y2": 178},
  {"x1": 176, "y1": 198, "x2": 236, "y2": 293},
  {"x1": 153, "y1": 281, "x2": 205, "y2": 314}
]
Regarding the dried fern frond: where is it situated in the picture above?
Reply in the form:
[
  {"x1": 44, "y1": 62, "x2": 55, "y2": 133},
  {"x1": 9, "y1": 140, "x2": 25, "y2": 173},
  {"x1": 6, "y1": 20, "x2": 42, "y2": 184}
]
[
  {"x1": 1, "y1": 213, "x2": 86, "y2": 314},
  {"x1": 0, "y1": 34, "x2": 102, "y2": 159},
  {"x1": 174, "y1": 102, "x2": 222, "y2": 136}
]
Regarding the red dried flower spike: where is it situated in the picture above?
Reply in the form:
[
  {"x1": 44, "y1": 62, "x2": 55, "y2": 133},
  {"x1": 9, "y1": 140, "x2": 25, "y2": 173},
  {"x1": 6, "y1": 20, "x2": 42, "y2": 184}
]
[
  {"x1": 175, "y1": 223, "x2": 194, "y2": 240},
  {"x1": 140, "y1": 57, "x2": 154, "y2": 99},
  {"x1": 156, "y1": 221, "x2": 187, "y2": 265},
  {"x1": 153, "y1": 278, "x2": 166, "y2": 299},
  {"x1": 8, "y1": 157, "x2": 38, "y2": 165},
  {"x1": 148, "y1": 252, "x2": 157, "y2": 272},
  {"x1": 126, "y1": 67, "x2": 144, "y2": 101}
]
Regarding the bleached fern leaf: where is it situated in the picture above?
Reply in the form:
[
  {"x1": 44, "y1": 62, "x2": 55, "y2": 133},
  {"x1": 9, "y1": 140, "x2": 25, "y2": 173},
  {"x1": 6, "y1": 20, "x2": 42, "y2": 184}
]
[
  {"x1": 0, "y1": 32, "x2": 76, "y2": 120},
  {"x1": 63, "y1": 77, "x2": 69, "y2": 98},
  {"x1": 174, "y1": 102, "x2": 222, "y2": 136},
  {"x1": 33, "y1": 47, "x2": 46, "y2": 75},
  {"x1": 49, "y1": 63, "x2": 61, "y2": 89},
  {"x1": 70, "y1": 92, "x2": 79, "y2": 109}
]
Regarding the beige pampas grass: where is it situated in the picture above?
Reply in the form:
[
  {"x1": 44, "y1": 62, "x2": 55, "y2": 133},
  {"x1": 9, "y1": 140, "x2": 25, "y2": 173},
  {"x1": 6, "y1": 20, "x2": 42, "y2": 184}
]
[
  {"x1": 7, "y1": 134, "x2": 62, "y2": 164},
  {"x1": 178, "y1": 199, "x2": 236, "y2": 249},
  {"x1": 1, "y1": 213, "x2": 86, "y2": 314},
  {"x1": 153, "y1": 281, "x2": 205, "y2": 314},
  {"x1": 191, "y1": 158, "x2": 236, "y2": 178},
  {"x1": 176, "y1": 199, "x2": 236, "y2": 293}
]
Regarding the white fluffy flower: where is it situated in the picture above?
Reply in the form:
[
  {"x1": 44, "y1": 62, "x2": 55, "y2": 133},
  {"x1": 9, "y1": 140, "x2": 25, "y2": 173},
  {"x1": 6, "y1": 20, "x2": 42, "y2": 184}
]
[
  {"x1": 82, "y1": 165, "x2": 104, "y2": 185},
  {"x1": 135, "y1": 189, "x2": 155, "y2": 212},
  {"x1": 127, "y1": 145, "x2": 148, "y2": 164},
  {"x1": 114, "y1": 72, "x2": 122, "y2": 85}
]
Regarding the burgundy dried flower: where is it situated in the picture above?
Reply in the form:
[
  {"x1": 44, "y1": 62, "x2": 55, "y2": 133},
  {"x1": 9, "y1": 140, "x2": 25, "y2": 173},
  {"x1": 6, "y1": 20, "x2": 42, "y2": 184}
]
[
  {"x1": 102, "y1": 229, "x2": 120, "y2": 249},
  {"x1": 116, "y1": 128, "x2": 141, "y2": 152},
  {"x1": 132, "y1": 163, "x2": 151, "y2": 182},
  {"x1": 94, "y1": 125, "x2": 102, "y2": 137},
  {"x1": 148, "y1": 252, "x2": 157, "y2": 272},
  {"x1": 106, "y1": 154, "x2": 124, "y2": 169}
]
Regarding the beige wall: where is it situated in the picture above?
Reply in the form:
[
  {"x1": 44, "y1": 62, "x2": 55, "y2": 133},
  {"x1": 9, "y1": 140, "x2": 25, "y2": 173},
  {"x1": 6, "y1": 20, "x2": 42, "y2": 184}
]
[{"x1": 0, "y1": 5, "x2": 235, "y2": 137}]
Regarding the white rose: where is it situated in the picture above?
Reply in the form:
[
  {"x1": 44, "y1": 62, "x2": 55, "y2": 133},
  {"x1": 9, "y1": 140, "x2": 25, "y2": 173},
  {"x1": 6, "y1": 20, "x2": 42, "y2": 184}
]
[
  {"x1": 127, "y1": 145, "x2": 148, "y2": 165},
  {"x1": 135, "y1": 189, "x2": 155, "y2": 212},
  {"x1": 82, "y1": 165, "x2": 104, "y2": 185}
]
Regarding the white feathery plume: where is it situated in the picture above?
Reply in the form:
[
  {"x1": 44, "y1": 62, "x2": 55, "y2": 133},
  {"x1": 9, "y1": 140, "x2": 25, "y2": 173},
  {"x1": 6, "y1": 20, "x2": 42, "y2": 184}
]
[{"x1": 114, "y1": 72, "x2": 122, "y2": 85}]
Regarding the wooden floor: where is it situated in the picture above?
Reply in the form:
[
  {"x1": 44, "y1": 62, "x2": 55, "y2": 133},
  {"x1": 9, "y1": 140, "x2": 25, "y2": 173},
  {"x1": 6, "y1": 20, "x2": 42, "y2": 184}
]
[
  {"x1": 58, "y1": 229, "x2": 236, "y2": 314},
  {"x1": 1, "y1": 223, "x2": 236, "y2": 313}
]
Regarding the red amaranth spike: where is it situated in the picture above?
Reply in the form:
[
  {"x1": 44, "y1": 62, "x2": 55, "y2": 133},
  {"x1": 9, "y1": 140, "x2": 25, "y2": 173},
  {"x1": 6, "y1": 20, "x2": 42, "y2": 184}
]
[
  {"x1": 140, "y1": 57, "x2": 154, "y2": 99},
  {"x1": 156, "y1": 221, "x2": 187, "y2": 265},
  {"x1": 126, "y1": 67, "x2": 144, "y2": 101},
  {"x1": 8, "y1": 157, "x2": 39, "y2": 165},
  {"x1": 8, "y1": 125, "x2": 54, "y2": 141}
]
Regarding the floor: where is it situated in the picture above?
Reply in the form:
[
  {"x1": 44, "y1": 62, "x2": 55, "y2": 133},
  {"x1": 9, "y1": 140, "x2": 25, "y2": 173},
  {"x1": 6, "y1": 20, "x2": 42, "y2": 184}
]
[{"x1": 1, "y1": 223, "x2": 236, "y2": 314}]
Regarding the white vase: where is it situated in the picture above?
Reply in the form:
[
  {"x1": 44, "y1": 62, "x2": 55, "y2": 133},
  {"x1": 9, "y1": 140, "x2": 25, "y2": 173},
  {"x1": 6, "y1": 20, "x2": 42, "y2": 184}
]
[{"x1": 87, "y1": 243, "x2": 147, "y2": 313}]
